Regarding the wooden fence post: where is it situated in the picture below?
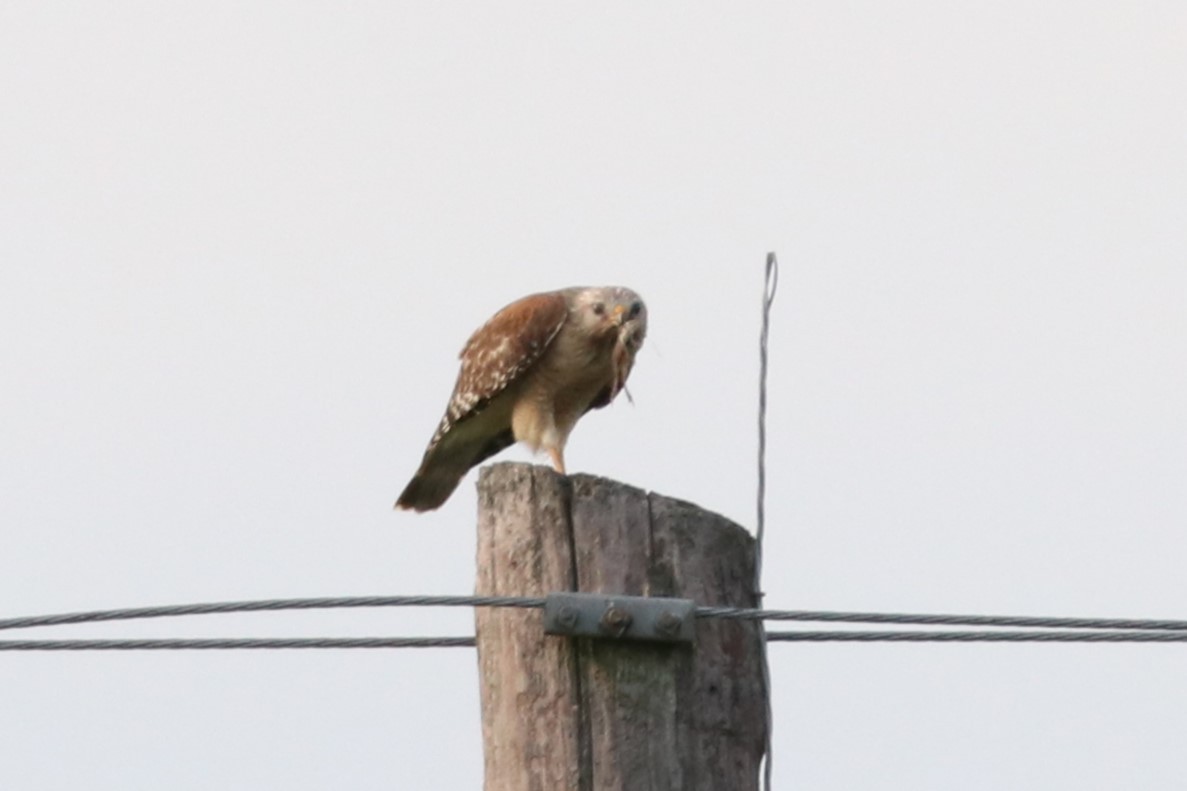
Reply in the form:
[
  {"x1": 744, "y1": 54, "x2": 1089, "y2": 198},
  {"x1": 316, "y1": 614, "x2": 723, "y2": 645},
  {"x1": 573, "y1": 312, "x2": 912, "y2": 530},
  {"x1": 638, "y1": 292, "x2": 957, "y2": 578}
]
[{"x1": 475, "y1": 462, "x2": 767, "y2": 791}]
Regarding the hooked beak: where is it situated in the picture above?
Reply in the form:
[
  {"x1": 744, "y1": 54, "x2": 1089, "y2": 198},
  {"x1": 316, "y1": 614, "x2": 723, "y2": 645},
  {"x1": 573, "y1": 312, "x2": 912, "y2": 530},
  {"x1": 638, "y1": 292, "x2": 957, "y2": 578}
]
[{"x1": 611, "y1": 304, "x2": 627, "y2": 326}]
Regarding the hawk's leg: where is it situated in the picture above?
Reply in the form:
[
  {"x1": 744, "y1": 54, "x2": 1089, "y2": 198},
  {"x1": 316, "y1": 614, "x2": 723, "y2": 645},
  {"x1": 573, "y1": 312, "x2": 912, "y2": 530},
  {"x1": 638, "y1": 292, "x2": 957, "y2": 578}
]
[{"x1": 548, "y1": 447, "x2": 566, "y2": 475}]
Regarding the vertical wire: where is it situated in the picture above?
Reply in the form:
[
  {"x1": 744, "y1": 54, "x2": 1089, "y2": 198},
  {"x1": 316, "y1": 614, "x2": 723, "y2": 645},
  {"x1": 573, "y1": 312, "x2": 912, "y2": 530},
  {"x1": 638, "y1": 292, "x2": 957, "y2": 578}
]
[
  {"x1": 757, "y1": 252, "x2": 779, "y2": 791},
  {"x1": 756, "y1": 252, "x2": 778, "y2": 584}
]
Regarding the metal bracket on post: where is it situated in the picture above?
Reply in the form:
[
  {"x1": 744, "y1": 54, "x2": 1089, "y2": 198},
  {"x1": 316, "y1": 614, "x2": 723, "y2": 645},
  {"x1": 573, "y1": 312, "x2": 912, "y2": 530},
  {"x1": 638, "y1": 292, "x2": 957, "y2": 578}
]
[{"x1": 543, "y1": 592, "x2": 696, "y2": 643}]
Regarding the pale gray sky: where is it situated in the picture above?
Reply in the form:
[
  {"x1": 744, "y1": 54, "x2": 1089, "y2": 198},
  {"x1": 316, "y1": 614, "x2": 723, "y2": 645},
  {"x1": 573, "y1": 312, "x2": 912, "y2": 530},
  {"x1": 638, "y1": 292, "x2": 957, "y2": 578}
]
[{"x1": 2, "y1": 3, "x2": 1186, "y2": 789}]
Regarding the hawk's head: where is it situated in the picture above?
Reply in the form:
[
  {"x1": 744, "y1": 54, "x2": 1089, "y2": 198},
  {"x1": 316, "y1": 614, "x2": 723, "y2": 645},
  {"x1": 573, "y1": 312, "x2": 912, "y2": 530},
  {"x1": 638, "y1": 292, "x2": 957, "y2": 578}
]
[{"x1": 571, "y1": 286, "x2": 647, "y2": 351}]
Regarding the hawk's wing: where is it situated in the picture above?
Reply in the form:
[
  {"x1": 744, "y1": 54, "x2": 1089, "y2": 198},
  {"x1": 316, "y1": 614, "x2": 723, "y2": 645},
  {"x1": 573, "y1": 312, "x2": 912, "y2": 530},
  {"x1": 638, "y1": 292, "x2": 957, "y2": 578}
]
[
  {"x1": 430, "y1": 290, "x2": 569, "y2": 451},
  {"x1": 395, "y1": 291, "x2": 569, "y2": 511}
]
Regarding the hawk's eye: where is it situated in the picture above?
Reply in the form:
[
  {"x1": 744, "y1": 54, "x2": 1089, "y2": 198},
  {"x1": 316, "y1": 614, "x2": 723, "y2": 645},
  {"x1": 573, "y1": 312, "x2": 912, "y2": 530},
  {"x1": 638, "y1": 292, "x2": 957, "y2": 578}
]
[
  {"x1": 627, "y1": 301, "x2": 642, "y2": 319},
  {"x1": 591, "y1": 302, "x2": 605, "y2": 316}
]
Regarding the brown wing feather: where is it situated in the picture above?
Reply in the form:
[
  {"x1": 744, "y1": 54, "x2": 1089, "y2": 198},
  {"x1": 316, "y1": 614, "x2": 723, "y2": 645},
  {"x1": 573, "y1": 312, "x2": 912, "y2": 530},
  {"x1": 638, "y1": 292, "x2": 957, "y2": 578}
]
[
  {"x1": 395, "y1": 291, "x2": 570, "y2": 511},
  {"x1": 431, "y1": 290, "x2": 569, "y2": 448}
]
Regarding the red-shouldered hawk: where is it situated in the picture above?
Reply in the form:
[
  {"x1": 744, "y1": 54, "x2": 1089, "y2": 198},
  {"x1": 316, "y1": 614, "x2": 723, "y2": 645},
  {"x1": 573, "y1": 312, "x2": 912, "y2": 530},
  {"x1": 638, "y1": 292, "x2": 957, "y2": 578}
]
[{"x1": 395, "y1": 286, "x2": 647, "y2": 512}]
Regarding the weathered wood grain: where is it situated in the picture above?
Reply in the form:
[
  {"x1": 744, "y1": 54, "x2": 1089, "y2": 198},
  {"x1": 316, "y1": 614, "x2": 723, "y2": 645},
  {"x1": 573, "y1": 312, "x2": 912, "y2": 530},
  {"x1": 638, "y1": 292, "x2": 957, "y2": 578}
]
[{"x1": 475, "y1": 462, "x2": 766, "y2": 791}]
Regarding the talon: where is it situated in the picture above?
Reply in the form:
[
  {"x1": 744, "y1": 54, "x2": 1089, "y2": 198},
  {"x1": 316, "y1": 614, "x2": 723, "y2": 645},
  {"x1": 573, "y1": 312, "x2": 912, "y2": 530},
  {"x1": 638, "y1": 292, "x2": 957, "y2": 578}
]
[{"x1": 548, "y1": 447, "x2": 566, "y2": 475}]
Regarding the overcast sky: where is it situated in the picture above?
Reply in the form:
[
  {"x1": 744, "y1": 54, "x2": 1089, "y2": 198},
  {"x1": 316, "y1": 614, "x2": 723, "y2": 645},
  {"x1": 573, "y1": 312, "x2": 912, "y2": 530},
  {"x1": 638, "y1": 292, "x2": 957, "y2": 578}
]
[{"x1": 2, "y1": 3, "x2": 1186, "y2": 789}]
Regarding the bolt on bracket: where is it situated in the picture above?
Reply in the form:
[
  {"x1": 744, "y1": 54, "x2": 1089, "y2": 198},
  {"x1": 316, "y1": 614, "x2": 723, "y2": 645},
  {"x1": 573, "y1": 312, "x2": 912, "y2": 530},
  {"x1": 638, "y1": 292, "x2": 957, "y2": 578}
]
[{"x1": 543, "y1": 592, "x2": 696, "y2": 643}]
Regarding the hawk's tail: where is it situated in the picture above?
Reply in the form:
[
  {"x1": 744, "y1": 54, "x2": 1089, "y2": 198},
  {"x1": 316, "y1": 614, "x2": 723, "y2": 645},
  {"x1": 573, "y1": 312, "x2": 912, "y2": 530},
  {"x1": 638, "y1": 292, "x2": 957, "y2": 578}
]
[
  {"x1": 395, "y1": 426, "x2": 517, "y2": 513},
  {"x1": 394, "y1": 466, "x2": 466, "y2": 512}
]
